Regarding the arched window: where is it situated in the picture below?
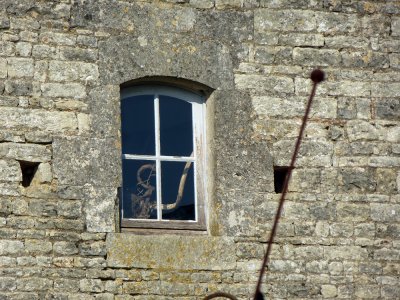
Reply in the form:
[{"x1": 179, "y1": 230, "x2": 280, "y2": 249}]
[{"x1": 120, "y1": 85, "x2": 206, "y2": 230}]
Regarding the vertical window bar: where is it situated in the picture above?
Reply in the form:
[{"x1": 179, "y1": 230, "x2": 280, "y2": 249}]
[
  {"x1": 192, "y1": 103, "x2": 198, "y2": 222},
  {"x1": 154, "y1": 95, "x2": 162, "y2": 221}
]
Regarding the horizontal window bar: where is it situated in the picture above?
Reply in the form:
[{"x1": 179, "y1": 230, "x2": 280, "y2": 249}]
[{"x1": 122, "y1": 154, "x2": 195, "y2": 162}]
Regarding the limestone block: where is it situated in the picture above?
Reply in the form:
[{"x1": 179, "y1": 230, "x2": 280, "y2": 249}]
[
  {"x1": 18, "y1": 278, "x2": 53, "y2": 291},
  {"x1": 77, "y1": 35, "x2": 97, "y2": 47},
  {"x1": 346, "y1": 120, "x2": 379, "y2": 141},
  {"x1": 341, "y1": 50, "x2": 389, "y2": 68},
  {"x1": 315, "y1": 11, "x2": 359, "y2": 34},
  {"x1": 376, "y1": 99, "x2": 400, "y2": 120},
  {"x1": 35, "y1": 163, "x2": 52, "y2": 183},
  {"x1": 252, "y1": 96, "x2": 336, "y2": 119},
  {"x1": 293, "y1": 48, "x2": 341, "y2": 67},
  {"x1": 79, "y1": 279, "x2": 104, "y2": 293},
  {"x1": 0, "y1": 143, "x2": 51, "y2": 162},
  {"x1": 49, "y1": 61, "x2": 99, "y2": 82},
  {"x1": 25, "y1": 239, "x2": 52, "y2": 254},
  {"x1": 39, "y1": 32, "x2": 76, "y2": 46},
  {"x1": 54, "y1": 278, "x2": 80, "y2": 292},
  {"x1": 278, "y1": 33, "x2": 324, "y2": 47},
  {"x1": 53, "y1": 137, "x2": 120, "y2": 186},
  {"x1": 372, "y1": 82, "x2": 400, "y2": 97},
  {"x1": 324, "y1": 246, "x2": 368, "y2": 260},
  {"x1": 339, "y1": 167, "x2": 376, "y2": 192},
  {"x1": 15, "y1": 42, "x2": 32, "y2": 56},
  {"x1": 297, "y1": 77, "x2": 371, "y2": 97},
  {"x1": 189, "y1": 0, "x2": 214, "y2": 8},
  {"x1": 7, "y1": 57, "x2": 34, "y2": 78},
  {"x1": 371, "y1": 204, "x2": 400, "y2": 222},
  {"x1": 0, "y1": 160, "x2": 21, "y2": 182},
  {"x1": 382, "y1": 285, "x2": 400, "y2": 299},
  {"x1": 88, "y1": 86, "x2": 119, "y2": 138},
  {"x1": 0, "y1": 58, "x2": 6, "y2": 78},
  {"x1": 0, "y1": 41, "x2": 15, "y2": 56},
  {"x1": 57, "y1": 200, "x2": 82, "y2": 218},
  {"x1": 337, "y1": 203, "x2": 370, "y2": 221},
  {"x1": 99, "y1": 35, "x2": 234, "y2": 89},
  {"x1": 306, "y1": 261, "x2": 328, "y2": 273},
  {"x1": 59, "y1": 46, "x2": 98, "y2": 62},
  {"x1": 32, "y1": 44, "x2": 57, "y2": 59},
  {"x1": 4, "y1": 80, "x2": 33, "y2": 96},
  {"x1": 0, "y1": 182, "x2": 20, "y2": 196},
  {"x1": 235, "y1": 74, "x2": 294, "y2": 92},
  {"x1": 53, "y1": 241, "x2": 79, "y2": 256},
  {"x1": 369, "y1": 157, "x2": 400, "y2": 167},
  {"x1": 254, "y1": 9, "x2": 316, "y2": 33},
  {"x1": 273, "y1": 139, "x2": 333, "y2": 167},
  {"x1": 106, "y1": 234, "x2": 236, "y2": 270},
  {"x1": 41, "y1": 83, "x2": 86, "y2": 99},
  {"x1": 0, "y1": 277, "x2": 16, "y2": 292},
  {"x1": 85, "y1": 186, "x2": 116, "y2": 233},
  {"x1": 391, "y1": 16, "x2": 400, "y2": 36},
  {"x1": 79, "y1": 241, "x2": 106, "y2": 256},
  {"x1": 0, "y1": 107, "x2": 77, "y2": 134},
  {"x1": 254, "y1": 46, "x2": 293, "y2": 64},
  {"x1": 0, "y1": 240, "x2": 24, "y2": 255},
  {"x1": 325, "y1": 35, "x2": 369, "y2": 49}
]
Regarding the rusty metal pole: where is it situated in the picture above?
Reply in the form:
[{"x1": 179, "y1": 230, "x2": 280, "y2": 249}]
[
  {"x1": 253, "y1": 69, "x2": 325, "y2": 300},
  {"x1": 202, "y1": 69, "x2": 325, "y2": 300}
]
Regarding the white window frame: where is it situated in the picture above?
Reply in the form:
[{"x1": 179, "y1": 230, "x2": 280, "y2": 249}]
[{"x1": 120, "y1": 85, "x2": 207, "y2": 230}]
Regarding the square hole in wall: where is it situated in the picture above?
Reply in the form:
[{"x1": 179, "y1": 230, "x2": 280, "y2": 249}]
[
  {"x1": 274, "y1": 166, "x2": 290, "y2": 193},
  {"x1": 18, "y1": 161, "x2": 40, "y2": 187}
]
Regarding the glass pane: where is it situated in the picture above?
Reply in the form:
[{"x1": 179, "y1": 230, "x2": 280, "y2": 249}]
[
  {"x1": 122, "y1": 159, "x2": 157, "y2": 219},
  {"x1": 161, "y1": 161, "x2": 195, "y2": 221},
  {"x1": 121, "y1": 95, "x2": 155, "y2": 155},
  {"x1": 159, "y1": 95, "x2": 193, "y2": 157}
]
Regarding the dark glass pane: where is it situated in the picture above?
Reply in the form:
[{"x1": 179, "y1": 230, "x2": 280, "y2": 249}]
[
  {"x1": 161, "y1": 161, "x2": 195, "y2": 220},
  {"x1": 121, "y1": 95, "x2": 155, "y2": 155},
  {"x1": 159, "y1": 95, "x2": 193, "y2": 157},
  {"x1": 122, "y1": 159, "x2": 157, "y2": 219}
]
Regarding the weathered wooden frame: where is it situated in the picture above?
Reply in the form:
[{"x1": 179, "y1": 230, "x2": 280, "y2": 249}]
[{"x1": 120, "y1": 85, "x2": 207, "y2": 231}]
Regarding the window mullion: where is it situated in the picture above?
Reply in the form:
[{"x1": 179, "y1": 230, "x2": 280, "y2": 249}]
[{"x1": 154, "y1": 94, "x2": 162, "y2": 221}]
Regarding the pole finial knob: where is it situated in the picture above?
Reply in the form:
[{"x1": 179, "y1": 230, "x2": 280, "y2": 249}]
[{"x1": 310, "y1": 69, "x2": 325, "y2": 83}]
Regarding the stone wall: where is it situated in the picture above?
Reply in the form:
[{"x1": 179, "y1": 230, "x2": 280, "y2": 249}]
[{"x1": 0, "y1": 0, "x2": 399, "y2": 299}]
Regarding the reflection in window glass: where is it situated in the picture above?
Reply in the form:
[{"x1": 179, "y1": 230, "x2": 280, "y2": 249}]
[
  {"x1": 121, "y1": 95, "x2": 155, "y2": 155},
  {"x1": 161, "y1": 161, "x2": 195, "y2": 221},
  {"x1": 160, "y1": 96, "x2": 193, "y2": 157},
  {"x1": 122, "y1": 159, "x2": 157, "y2": 219}
]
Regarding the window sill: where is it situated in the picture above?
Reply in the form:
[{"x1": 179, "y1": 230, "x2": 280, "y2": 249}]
[{"x1": 121, "y1": 218, "x2": 206, "y2": 231}]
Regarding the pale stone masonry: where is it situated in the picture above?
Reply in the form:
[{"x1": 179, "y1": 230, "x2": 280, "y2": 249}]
[{"x1": 0, "y1": 0, "x2": 399, "y2": 299}]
